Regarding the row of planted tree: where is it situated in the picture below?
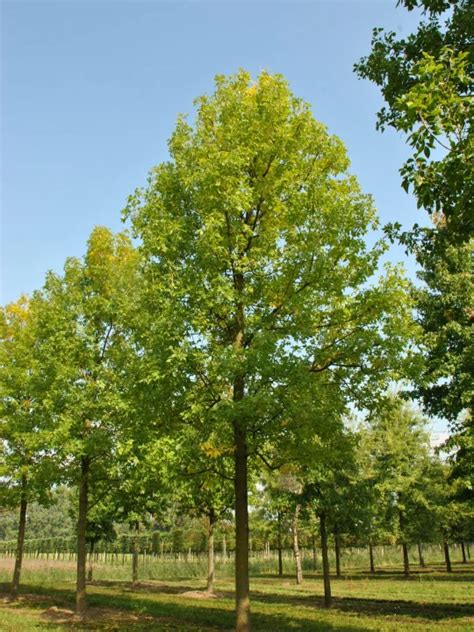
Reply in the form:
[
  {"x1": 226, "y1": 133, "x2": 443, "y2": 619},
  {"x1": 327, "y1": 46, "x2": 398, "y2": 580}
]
[{"x1": 1, "y1": 67, "x2": 472, "y2": 632}]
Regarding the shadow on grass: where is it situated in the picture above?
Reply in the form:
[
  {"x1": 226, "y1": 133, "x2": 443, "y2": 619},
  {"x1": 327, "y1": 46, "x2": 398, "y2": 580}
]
[
  {"x1": 0, "y1": 583, "x2": 366, "y2": 631},
  {"x1": 248, "y1": 589, "x2": 474, "y2": 622},
  {"x1": 2, "y1": 578, "x2": 474, "y2": 631}
]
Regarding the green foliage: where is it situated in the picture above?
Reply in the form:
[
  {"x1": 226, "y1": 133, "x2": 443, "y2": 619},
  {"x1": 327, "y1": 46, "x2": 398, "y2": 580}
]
[
  {"x1": 356, "y1": 0, "x2": 473, "y2": 511},
  {"x1": 126, "y1": 68, "x2": 415, "y2": 467},
  {"x1": 355, "y1": 0, "x2": 472, "y2": 241}
]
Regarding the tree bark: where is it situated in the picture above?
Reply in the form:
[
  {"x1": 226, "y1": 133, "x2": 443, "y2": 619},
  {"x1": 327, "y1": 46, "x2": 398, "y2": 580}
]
[
  {"x1": 402, "y1": 542, "x2": 410, "y2": 577},
  {"x1": 461, "y1": 540, "x2": 467, "y2": 564},
  {"x1": 312, "y1": 533, "x2": 317, "y2": 571},
  {"x1": 399, "y1": 510, "x2": 409, "y2": 577},
  {"x1": 234, "y1": 415, "x2": 250, "y2": 632},
  {"x1": 11, "y1": 474, "x2": 28, "y2": 599},
  {"x1": 277, "y1": 511, "x2": 283, "y2": 577},
  {"x1": 369, "y1": 542, "x2": 375, "y2": 574},
  {"x1": 334, "y1": 526, "x2": 341, "y2": 578},
  {"x1": 87, "y1": 540, "x2": 95, "y2": 582},
  {"x1": 320, "y1": 512, "x2": 332, "y2": 608},
  {"x1": 292, "y1": 504, "x2": 303, "y2": 584},
  {"x1": 233, "y1": 270, "x2": 250, "y2": 632},
  {"x1": 417, "y1": 542, "x2": 425, "y2": 568},
  {"x1": 443, "y1": 539, "x2": 452, "y2": 573},
  {"x1": 76, "y1": 455, "x2": 90, "y2": 616},
  {"x1": 222, "y1": 532, "x2": 227, "y2": 563},
  {"x1": 132, "y1": 522, "x2": 139, "y2": 583},
  {"x1": 206, "y1": 508, "x2": 216, "y2": 593}
]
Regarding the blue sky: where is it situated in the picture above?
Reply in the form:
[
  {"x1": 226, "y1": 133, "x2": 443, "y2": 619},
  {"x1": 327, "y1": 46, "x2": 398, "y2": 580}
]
[{"x1": 1, "y1": 0, "x2": 427, "y2": 307}]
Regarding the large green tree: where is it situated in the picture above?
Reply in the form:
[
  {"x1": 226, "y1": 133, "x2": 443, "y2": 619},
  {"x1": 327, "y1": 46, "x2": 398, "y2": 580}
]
[
  {"x1": 126, "y1": 70, "x2": 413, "y2": 631},
  {"x1": 355, "y1": 0, "x2": 473, "y2": 499}
]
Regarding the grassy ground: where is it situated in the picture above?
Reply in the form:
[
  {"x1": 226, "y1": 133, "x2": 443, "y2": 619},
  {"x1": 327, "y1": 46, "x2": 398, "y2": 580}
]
[{"x1": 1, "y1": 557, "x2": 473, "y2": 631}]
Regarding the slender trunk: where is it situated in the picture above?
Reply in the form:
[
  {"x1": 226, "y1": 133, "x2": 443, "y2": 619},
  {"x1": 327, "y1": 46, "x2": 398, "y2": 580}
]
[
  {"x1": 399, "y1": 510, "x2": 409, "y2": 577},
  {"x1": 233, "y1": 270, "x2": 250, "y2": 632},
  {"x1": 417, "y1": 542, "x2": 425, "y2": 568},
  {"x1": 402, "y1": 543, "x2": 410, "y2": 577},
  {"x1": 132, "y1": 522, "x2": 139, "y2": 583},
  {"x1": 443, "y1": 539, "x2": 452, "y2": 573},
  {"x1": 76, "y1": 455, "x2": 90, "y2": 616},
  {"x1": 467, "y1": 543, "x2": 471, "y2": 559},
  {"x1": 277, "y1": 511, "x2": 283, "y2": 577},
  {"x1": 369, "y1": 542, "x2": 375, "y2": 574},
  {"x1": 222, "y1": 533, "x2": 227, "y2": 563},
  {"x1": 87, "y1": 540, "x2": 95, "y2": 582},
  {"x1": 292, "y1": 504, "x2": 303, "y2": 585},
  {"x1": 206, "y1": 509, "x2": 216, "y2": 593},
  {"x1": 11, "y1": 474, "x2": 28, "y2": 599},
  {"x1": 461, "y1": 541, "x2": 467, "y2": 564},
  {"x1": 320, "y1": 512, "x2": 332, "y2": 608},
  {"x1": 334, "y1": 527, "x2": 341, "y2": 578},
  {"x1": 234, "y1": 414, "x2": 250, "y2": 632},
  {"x1": 312, "y1": 533, "x2": 317, "y2": 571}
]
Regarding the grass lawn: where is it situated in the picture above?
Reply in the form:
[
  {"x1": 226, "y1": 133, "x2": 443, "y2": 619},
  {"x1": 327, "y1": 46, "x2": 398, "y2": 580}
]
[{"x1": 1, "y1": 559, "x2": 473, "y2": 631}]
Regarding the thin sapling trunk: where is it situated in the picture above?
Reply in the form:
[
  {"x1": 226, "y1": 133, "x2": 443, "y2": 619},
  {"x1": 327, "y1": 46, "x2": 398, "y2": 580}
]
[
  {"x1": 292, "y1": 504, "x2": 303, "y2": 585},
  {"x1": 369, "y1": 542, "x2": 375, "y2": 574},
  {"x1": 206, "y1": 508, "x2": 216, "y2": 593},
  {"x1": 417, "y1": 542, "x2": 425, "y2": 568},
  {"x1": 132, "y1": 522, "x2": 140, "y2": 584},
  {"x1": 334, "y1": 526, "x2": 341, "y2": 578},
  {"x1": 277, "y1": 511, "x2": 283, "y2": 577},
  {"x1": 11, "y1": 474, "x2": 28, "y2": 599},
  {"x1": 76, "y1": 455, "x2": 90, "y2": 616},
  {"x1": 443, "y1": 538, "x2": 452, "y2": 573},
  {"x1": 320, "y1": 512, "x2": 332, "y2": 608}
]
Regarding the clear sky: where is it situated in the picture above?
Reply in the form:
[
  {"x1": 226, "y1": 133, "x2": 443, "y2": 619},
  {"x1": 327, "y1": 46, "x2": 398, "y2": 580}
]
[{"x1": 2, "y1": 0, "x2": 427, "y2": 305}]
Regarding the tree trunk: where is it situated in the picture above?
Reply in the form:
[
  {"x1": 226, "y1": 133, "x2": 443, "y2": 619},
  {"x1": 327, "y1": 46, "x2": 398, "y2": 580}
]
[
  {"x1": 277, "y1": 511, "x2": 283, "y2": 577},
  {"x1": 443, "y1": 539, "x2": 452, "y2": 572},
  {"x1": 399, "y1": 510, "x2": 409, "y2": 577},
  {"x1": 369, "y1": 542, "x2": 375, "y2": 574},
  {"x1": 402, "y1": 542, "x2": 410, "y2": 577},
  {"x1": 461, "y1": 541, "x2": 467, "y2": 564},
  {"x1": 417, "y1": 542, "x2": 425, "y2": 568},
  {"x1": 292, "y1": 504, "x2": 303, "y2": 585},
  {"x1": 87, "y1": 540, "x2": 94, "y2": 582},
  {"x1": 222, "y1": 533, "x2": 227, "y2": 563},
  {"x1": 233, "y1": 271, "x2": 250, "y2": 632},
  {"x1": 334, "y1": 527, "x2": 341, "y2": 578},
  {"x1": 312, "y1": 533, "x2": 317, "y2": 571},
  {"x1": 132, "y1": 522, "x2": 139, "y2": 583},
  {"x1": 11, "y1": 474, "x2": 28, "y2": 599},
  {"x1": 76, "y1": 455, "x2": 90, "y2": 616},
  {"x1": 234, "y1": 416, "x2": 250, "y2": 632},
  {"x1": 320, "y1": 512, "x2": 332, "y2": 608},
  {"x1": 206, "y1": 509, "x2": 216, "y2": 593}
]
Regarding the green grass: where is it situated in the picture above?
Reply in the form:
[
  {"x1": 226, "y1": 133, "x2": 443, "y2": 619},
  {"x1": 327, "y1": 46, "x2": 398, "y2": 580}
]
[{"x1": 1, "y1": 557, "x2": 473, "y2": 631}]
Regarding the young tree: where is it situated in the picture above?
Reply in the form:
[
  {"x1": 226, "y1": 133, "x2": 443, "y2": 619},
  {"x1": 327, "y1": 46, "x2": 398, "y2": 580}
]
[
  {"x1": 35, "y1": 226, "x2": 140, "y2": 615},
  {"x1": 0, "y1": 296, "x2": 62, "y2": 598},
  {"x1": 126, "y1": 70, "x2": 414, "y2": 631},
  {"x1": 363, "y1": 395, "x2": 435, "y2": 577},
  {"x1": 178, "y1": 436, "x2": 234, "y2": 594}
]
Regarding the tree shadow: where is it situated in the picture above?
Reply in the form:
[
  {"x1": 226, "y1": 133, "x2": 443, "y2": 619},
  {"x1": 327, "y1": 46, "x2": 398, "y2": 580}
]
[
  {"x1": 2, "y1": 578, "x2": 473, "y2": 631},
  {"x1": 0, "y1": 584, "x2": 369, "y2": 632},
  {"x1": 248, "y1": 589, "x2": 474, "y2": 621}
]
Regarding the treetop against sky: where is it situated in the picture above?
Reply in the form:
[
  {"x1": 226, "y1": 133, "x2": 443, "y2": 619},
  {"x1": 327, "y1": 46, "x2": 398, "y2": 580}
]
[{"x1": 1, "y1": 0, "x2": 425, "y2": 305}]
